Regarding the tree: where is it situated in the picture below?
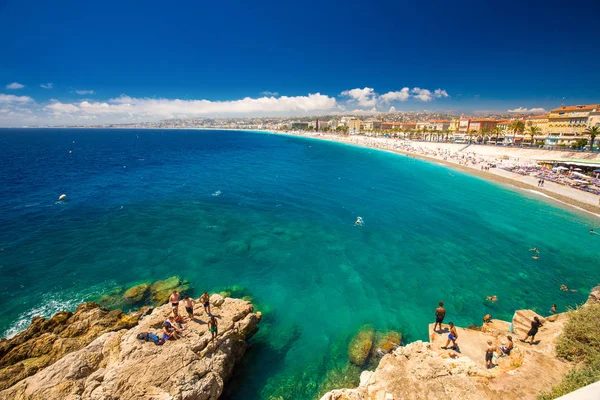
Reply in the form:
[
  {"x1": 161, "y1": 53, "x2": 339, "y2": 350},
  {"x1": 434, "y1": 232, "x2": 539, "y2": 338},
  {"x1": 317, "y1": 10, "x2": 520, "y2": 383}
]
[
  {"x1": 527, "y1": 126, "x2": 540, "y2": 147},
  {"x1": 584, "y1": 126, "x2": 599, "y2": 150},
  {"x1": 480, "y1": 127, "x2": 490, "y2": 144},
  {"x1": 572, "y1": 138, "x2": 588, "y2": 150},
  {"x1": 509, "y1": 120, "x2": 525, "y2": 145},
  {"x1": 468, "y1": 130, "x2": 477, "y2": 144},
  {"x1": 492, "y1": 126, "x2": 503, "y2": 145}
]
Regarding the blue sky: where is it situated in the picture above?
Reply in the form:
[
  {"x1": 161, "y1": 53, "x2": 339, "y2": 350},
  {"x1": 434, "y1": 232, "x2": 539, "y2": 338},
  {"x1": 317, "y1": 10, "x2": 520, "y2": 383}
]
[{"x1": 1, "y1": 0, "x2": 599, "y2": 125}]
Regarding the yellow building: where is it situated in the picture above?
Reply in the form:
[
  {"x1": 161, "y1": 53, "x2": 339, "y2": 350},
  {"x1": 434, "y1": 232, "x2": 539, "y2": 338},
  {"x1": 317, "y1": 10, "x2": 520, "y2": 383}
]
[
  {"x1": 346, "y1": 118, "x2": 362, "y2": 133},
  {"x1": 524, "y1": 114, "x2": 549, "y2": 144},
  {"x1": 547, "y1": 104, "x2": 600, "y2": 145}
]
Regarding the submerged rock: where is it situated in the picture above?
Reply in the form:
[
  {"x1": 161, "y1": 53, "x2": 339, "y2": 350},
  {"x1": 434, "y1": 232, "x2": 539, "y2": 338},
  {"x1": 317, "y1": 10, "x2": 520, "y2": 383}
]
[
  {"x1": 0, "y1": 303, "x2": 148, "y2": 391},
  {"x1": 373, "y1": 331, "x2": 402, "y2": 354},
  {"x1": 348, "y1": 325, "x2": 375, "y2": 366},
  {"x1": 122, "y1": 282, "x2": 150, "y2": 303},
  {"x1": 0, "y1": 297, "x2": 261, "y2": 400},
  {"x1": 149, "y1": 276, "x2": 191, "y2": 306}
]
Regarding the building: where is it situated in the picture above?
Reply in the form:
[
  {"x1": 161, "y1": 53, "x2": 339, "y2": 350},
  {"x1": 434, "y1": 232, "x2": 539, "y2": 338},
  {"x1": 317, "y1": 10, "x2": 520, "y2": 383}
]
[
  {"x1": 346, "y1": 118, "x2": 362, "y2": 133},
  {"x1": 524, "y1": 114, "x2": 549, "y2": 145},
  {"x1": 362, "y1": 119, "x2": 382, "y2": 131},
  {"x1": 400, "y1": 122, "x2": 417, "y2": 131},
  {"x1": 467, "y1": 119, "x2": 498, "y2": 134},
  {"x1": 547, "y1": 104, "x2": 600, "y2": 145},
  {"x1": 291, "y1": 122, "x2": 309, "y2": 130},
  {"x1": 381, "y1": 122, "x2": 403, "y2": 131}
]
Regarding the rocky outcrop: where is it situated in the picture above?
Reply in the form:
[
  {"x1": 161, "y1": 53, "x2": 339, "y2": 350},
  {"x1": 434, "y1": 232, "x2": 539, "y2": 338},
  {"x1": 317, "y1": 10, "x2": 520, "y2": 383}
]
[
  {"x1": 0, "y1": 294, "x2": 261, "y2": 400},
  {"x1": 321, "y1": 309, "x2": 573, "y2": 400},
  {"x1": 348, "y1": 326, "x2": 375, "y2": 366},
  {"x1": 587, "y1": 284, "x2": 600, "y2": 305},
  {"x1": 98, "y1": 276, "x2": 192, "y2": 310},
  {"x1": 0, "y1": 302, "x2": 149, "y2": 391}
]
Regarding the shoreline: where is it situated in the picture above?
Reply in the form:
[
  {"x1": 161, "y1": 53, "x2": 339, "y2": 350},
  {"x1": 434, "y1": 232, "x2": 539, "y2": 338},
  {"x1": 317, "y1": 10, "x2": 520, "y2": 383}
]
[{"x1": 271, "y1": 131, "x2": 600, "y2": 220}]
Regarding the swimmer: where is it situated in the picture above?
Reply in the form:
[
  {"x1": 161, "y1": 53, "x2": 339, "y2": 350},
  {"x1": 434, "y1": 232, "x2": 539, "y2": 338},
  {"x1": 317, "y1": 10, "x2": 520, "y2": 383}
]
[
  {"x1": 591, "y1": 229, "x2": 599, "y2": 235},
  {"x1": 355, "y1": 217, "x2": 363, "y2": 226},
  {"x1": 551, "y1": 304, "x2": 557, "y2": 314},
  {"x1": 560, "y1": 284, "x2": 569, "y2": 292},
  {"x1": 529, "y1": 248, "x2": 539, "y2": 253},
  {"x1": 486, "y1": 295, "x2": 498, "y2": 303},
  {"x1": 533, "y1": 254, "x2": 539, "y2": 260}
]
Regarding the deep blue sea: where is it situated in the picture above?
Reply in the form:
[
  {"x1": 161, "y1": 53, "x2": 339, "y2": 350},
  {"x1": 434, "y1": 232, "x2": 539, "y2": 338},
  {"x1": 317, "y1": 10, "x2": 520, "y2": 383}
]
[{"x1": 1, "y1": 129, "x2": 599, "y2": 399}]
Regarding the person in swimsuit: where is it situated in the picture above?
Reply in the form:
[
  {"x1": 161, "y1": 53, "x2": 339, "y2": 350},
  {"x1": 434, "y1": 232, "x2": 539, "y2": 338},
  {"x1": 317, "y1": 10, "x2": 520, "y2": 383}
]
[
  {"x1": 521, "y1": 316, "x2": 543, "y2": 345},
  {"x1": 200, "y1": 291, "x2": 211, "y2": 315},
  {"x1": 442, "y1": 322, "x2": 458, "y2": 349},
  {"x1": 499, "y1": 336, "x2": 513, "y2": 356},
  {"x1": 485, "y1": 340, "x2": 497, "y2": 369},
  {"x1": 182, "y1": 296, "x2": 195, "y2": 319},
  {"x1": 355, "y1": 217, "x2": 363, "y2": 226},
  {"x1": 163, "y1": 316, "x2": 181, "y2": 340},
  {"x1": 208, "y1": 315, "x2": 218, "y2": 343},
  {"x1": 486, "y1": 295, "x2": 498, "y2": 303},
  {"x1": 551, "y1": 304, "x2": 557, "y2": 314},
  {"x1": 590, "y1": 229, "x2": 599, "y2": 235},
  {"x1": 169, "y1": 290, "x2": 181, "y2": 316},
  {"x1": 483, "y1": 314, "x2": 492, "y2": 323},
  {"x1": 433, "y1": 301, "x2": 446, "y2": 332}
]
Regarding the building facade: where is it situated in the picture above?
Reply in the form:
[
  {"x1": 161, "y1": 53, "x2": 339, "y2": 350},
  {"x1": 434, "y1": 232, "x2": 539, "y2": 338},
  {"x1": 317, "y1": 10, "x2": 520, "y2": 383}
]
[{"x1": 547, "y1": 104, "x2": 600, "y2": 145}]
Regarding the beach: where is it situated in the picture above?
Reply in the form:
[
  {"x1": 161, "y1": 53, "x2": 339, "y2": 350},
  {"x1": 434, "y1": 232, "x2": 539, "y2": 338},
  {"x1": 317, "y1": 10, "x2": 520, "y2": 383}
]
[{"x1": 272, "y1": 131, "x2": 600, "y2": 218}]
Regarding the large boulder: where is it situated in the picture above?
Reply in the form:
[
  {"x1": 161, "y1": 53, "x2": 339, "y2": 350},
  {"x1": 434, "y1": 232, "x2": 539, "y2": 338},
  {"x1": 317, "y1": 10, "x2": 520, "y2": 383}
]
[
  {"x1": 122, "y1": 283, "x2": 150, "y2": 303},
  {"x1": 587, "y1": 285, "x2": 600, "y2": 305},
  {"x1": 149, "y1": 276, "x2": 191, "y2": 306},
  {"x1": 348, "y1": 325, "x2": 375, "y2": 366},
  {"x1": 0, "y1": 303, "x2": 148, "y2": 391},
  {"x1": 0, "y1": 297, "x2": 261, "y2": 400}
]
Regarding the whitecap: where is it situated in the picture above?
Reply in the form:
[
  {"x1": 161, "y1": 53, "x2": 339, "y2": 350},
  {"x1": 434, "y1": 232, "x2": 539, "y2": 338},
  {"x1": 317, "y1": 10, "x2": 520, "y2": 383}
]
[{"x1": 212, "y1": 190, "x2": 222, "y2": 197}]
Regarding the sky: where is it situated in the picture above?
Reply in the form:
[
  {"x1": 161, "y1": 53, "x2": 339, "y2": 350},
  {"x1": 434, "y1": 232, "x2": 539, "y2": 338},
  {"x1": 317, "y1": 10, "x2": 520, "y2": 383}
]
[{"x1": 1, "y1": 0, "x2": 599, "y2": 126}]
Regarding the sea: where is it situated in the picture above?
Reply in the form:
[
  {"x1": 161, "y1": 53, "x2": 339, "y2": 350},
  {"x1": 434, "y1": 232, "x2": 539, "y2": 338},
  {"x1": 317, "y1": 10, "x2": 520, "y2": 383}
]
[{"x1": 1, "y1": 128, "x2": 599, "y2": 399}]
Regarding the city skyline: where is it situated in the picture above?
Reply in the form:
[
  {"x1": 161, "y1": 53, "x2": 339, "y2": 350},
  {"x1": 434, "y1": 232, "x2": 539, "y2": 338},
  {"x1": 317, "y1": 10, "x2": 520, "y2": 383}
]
[{"x1": 1, "y1": 0, "x2": 600, "y2": 126}]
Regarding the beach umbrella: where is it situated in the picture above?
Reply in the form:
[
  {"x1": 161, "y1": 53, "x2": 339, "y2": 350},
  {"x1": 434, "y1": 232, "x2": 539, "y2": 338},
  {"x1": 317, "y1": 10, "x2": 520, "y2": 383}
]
[{"x1": 593, "y1": 169, "x2": 600, "y2": 173}]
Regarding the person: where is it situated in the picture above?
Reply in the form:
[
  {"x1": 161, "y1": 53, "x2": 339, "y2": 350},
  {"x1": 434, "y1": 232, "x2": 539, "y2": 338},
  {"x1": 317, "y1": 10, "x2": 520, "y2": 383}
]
[
  {"x1": 590, "y1": 229, "x2": 599, "y2": 235},
  {"x1": 551, "y1": 304, "x2": 557, "y2": 314},
  {"x1": 442, "y1": 322, "x2": 458, "y2": 349},
  {"x1": 521, "y1": 316, "x2": 543, "y2": 345},
  {"x1": 486, "y1": 295, "x2": 498, "y2": 303},
  {"x1": 433, "y1": 301, "x2": 446, "y2": 332},
  {"x1": 483, "y1": 314, "x2": 492, "y2": 323},
  {"x1": 560, "y1": 284, "x2": 569, "y2": 292},
  {"x1": 163, "y1": 316, "x2": 181, "y2": 340},
  {"x1": 183, "y1": 296, "x2": 195, "y2": 319},
  {"x1": 499, "y1": 336, "x2": 514, "y2": 356},
  {"x1": 169, "y1": 290, "x2": 181, "y2": 315},
  {"x1": 208, "y1": 315, "x2": 218, "y2": 343},
  {"x1": 485, "y1": 340, "x2": 496, "y2": 369},
  {"x1": 355, "y1": 217, "x2": 363, "y2": 226},
  {"x1": 200, "y1": 291, "x2": 211, "y2": 315}
]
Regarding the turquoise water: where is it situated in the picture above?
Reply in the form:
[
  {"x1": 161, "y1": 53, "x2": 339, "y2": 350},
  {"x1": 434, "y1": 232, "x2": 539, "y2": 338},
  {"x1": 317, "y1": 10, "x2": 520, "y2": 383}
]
[{"x1": 1, "y1": 129, "x2": 598, "y2": 399}]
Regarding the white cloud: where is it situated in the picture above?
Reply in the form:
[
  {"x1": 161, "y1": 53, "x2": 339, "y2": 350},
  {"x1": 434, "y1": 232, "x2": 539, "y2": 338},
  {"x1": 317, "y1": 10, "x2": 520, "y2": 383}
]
[
  {"x1": 389, "y1": 106, "x2": 396, "y2": 112},
  {"x1": 261, "y1": 91, "x2": 279, "y2": 96},
  {"x1": 40, "y1": 83, "x2": 54, "y2": 89},
  {"x1": 0, "y1": 94, "x2": 33, "y2": 103},
  {"x1": 434, "y1": 89, "x2": 449, "y2": 98},
  {"x1": 45, "y1": 101, "x2": 79, "y2": 113},
  {"x1": 411, "y1": 88, "x2": 434, "y2": 102},
  {"x1": 380, "y1": 87, "x2": 410, "y2": 102},
  {"x1": 75, "y1": 89, "x2": 95, "y2": 95},
  {"x1": 340, "y1": 87, "x2": 378, "y2": 107},
  {"x1": 508, "y1": 107, "x2": 547, "y2": 114},
  {"x1": 6, "y1": 82, "x2": 25, "y2": 89}
]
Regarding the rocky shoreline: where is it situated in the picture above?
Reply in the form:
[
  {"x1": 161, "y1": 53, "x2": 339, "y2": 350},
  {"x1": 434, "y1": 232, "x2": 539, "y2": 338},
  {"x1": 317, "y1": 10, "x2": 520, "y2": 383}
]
[
  {"x1": 0, "y1": 286, "x2": 261, "y2": 400},
  {"x1": 320, "y1": 286, "x2": 600, "y2": 400}
]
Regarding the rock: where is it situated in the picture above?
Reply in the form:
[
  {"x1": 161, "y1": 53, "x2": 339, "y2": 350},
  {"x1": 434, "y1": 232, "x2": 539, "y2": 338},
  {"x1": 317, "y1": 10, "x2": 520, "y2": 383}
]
[
  {"x1": 0, "y1": 303, "x2": 148, "y2": 391},
  {"x1": 318, "y1": 363, "x2": 362, "y2": 397},
  {"x1": 348, "y1": 325, "x2": 375, "y2": 366},
  {"x1": 373, "y1": 331, "x2": 402, "y2": 354},
  {"x1": 122, "y1": 283, "x2": 150, "y2": 303},
  {"x1": 0, "y1": 297, "x2": 261, "y2": 400},
  {"x1": 587, "y1": 285, "x2": 600, "y2": 305},
  {"x1": 149, "y1": 276, "x2": 191, "y2": 306}
]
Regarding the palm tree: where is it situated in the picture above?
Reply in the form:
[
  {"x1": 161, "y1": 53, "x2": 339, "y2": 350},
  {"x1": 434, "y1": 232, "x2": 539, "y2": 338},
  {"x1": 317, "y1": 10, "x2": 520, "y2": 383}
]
[
  {"x1": 480, "y1": 127, "x2": 490, "y2": 144},
  {"x1": 468, "y1": 130, "x2": 477, "y2": 144},
  {"x1": 584, "y1": 126, "x2": 599, "y2": 150},
  {"x1": 492, "y1": 126, "x2": 503, "y2": 145},
  {"x1": 526, "y1": 126, "x2": 540, "y2": 147},
  {"x1": 509, "y1": 120, "x2": 525, "y2": 145}
]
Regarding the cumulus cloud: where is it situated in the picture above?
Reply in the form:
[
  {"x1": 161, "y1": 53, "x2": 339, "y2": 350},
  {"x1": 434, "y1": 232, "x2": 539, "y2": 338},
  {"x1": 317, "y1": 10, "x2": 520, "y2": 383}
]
[
  {"x1": 261, "y1": 91, "x2": 279, "y2": 96},
  {"x1": 40, "y1": 83, "x2": 54, "y2": 89},
  {"x1": 380, "y1": 88, "x2": 410, "y2": 102},
  {"x1": 389, "y1": 106, "x2": 396, "y2": 112},
  {"x1": 434, "y1": 89, "x2": 449, "y2": 98},
  {"x1": 340, "y1": 87, "x2": 378, "y2": 107},
  {"x1": 6, "y1": 82, "x2": 25, "y2": 89},
  {"x1": 0, "y1": 94, "x2": 34, "y2": 103},
  {"x1": 75, "y1": 89, "x2": 95, "y2": 95},
  {"x1": 45, "y1": 101, "x2": 79, "y2": 113},
  {"x1": 508, "y1": 107, "x2": 547, "y2": 114}
]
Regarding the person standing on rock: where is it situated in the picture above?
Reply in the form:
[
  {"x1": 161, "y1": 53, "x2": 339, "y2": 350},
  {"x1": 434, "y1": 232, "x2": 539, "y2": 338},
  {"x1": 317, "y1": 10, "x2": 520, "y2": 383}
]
[
  {"x1": 183, "y1": 296, "x2": 195, "y2": 320},
  {"x1": 442, "y1": 322, "x2": 458, "y2": 350},
  {"x1": 201, "y1": 291, "x2": 211, "y2": 316},
  {"x1": 521, "y1": 316, "x2": 543, "y2": 345},
  {"x1": 170, "y1": 290, "x2": 181, "y2": 316},
  {"x1": 433, "y1": 302, "x2": 446, "y2": 332},
  {"x1": 208, "y1": 315, "x2": 218, "y2": 344},
  {"x1": 485, "y1": 340, "x2": 497, "y2": 369}
]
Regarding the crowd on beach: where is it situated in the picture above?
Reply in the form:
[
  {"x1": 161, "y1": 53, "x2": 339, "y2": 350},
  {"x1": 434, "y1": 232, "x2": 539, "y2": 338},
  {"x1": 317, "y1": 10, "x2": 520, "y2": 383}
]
[
  {"x1": 138, "y1": 290, "x2": 219, "y2": 346},
  {"x1": 502, "y1": 165, "x2": 600, "y2": 196}
]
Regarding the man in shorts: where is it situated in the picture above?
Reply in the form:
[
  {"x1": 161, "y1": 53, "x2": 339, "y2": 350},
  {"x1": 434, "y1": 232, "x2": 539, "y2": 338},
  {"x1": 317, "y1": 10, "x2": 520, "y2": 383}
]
[
  {"x1": 183, "y1": 295, "x2": 195, "y2": 320},
  {"x1": 433, "y1": 301, "x2": 446, "y2": 332}
]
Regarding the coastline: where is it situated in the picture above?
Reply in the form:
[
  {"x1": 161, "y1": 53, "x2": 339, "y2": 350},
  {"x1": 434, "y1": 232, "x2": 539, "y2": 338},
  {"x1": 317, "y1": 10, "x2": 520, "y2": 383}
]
[{"x1": 270, "y1": 131, "x2": 600, "y2": 219}]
